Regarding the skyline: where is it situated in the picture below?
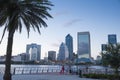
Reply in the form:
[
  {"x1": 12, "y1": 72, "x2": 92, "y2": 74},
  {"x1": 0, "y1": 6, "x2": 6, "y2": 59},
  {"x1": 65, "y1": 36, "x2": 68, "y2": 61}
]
[{"x1": 0, "y1": 0, "x2": 120, "y2": 59}]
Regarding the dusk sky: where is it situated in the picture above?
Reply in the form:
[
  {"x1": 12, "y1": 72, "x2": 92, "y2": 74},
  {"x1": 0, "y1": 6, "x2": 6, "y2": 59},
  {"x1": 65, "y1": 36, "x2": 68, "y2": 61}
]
[{"x1": 0, "y1": 0, "x2": 120, "y2": 59}]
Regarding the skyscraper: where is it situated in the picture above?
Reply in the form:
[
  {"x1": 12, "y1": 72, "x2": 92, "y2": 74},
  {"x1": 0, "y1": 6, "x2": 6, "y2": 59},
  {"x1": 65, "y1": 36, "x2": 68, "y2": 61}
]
[
  {"x1": 101, "y1": 44, "x2": 107, "y2": 51},
  {"x1": 108, "y1": 34, "x2": 117, "y2": 44},
  {"x1": 26, "y1": 43, "x2": 41, "y2": 61},
  {"x1": 77, "y1": 32, "x2": 91, "y2": 59},
  {"x1": 65, "y1": 34, "x2": 73, "y2": 61},
  {"x1": 57, "y1": 42, "x2": 69, "y2": 61}
]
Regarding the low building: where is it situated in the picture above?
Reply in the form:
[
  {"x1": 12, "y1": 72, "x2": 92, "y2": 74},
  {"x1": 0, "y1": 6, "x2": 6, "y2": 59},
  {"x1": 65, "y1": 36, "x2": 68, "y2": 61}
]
[{"x1": 48, "y1": 51, "x2": 56, "y2": 61}]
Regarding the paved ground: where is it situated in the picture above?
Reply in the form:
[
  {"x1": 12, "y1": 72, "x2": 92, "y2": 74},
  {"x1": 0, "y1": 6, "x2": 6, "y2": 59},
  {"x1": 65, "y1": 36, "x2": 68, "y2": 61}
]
[{"x1": 0, "y1": 74, "x2": 99, "y2": 80}]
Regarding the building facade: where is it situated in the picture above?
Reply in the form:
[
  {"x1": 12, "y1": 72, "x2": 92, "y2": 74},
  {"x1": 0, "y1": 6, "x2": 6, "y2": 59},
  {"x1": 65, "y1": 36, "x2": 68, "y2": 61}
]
[
  {"x1": 57, "y1": 42, "x2": 69, "y2": 61},
  {"x1": 65, "y1": 34, "x2": 73, "y2": 61},
  {"x1": 26, "y1": 43, "x2": 41, "y2": 61},
  {"x1": 48, "y1": 51, "x2": 56, "y2": 61},
  {"x1": 108, "y1": 34, "x2": 117, "y2": 44},
  {"x1": 101, "y1": 44, "x2": 107, "y2": 51},
  {"x1": 77, "y1": 32, "x2": 91, "y2": 59},
  {"x1": 20, "y1": 53, "x2": 28, "y2": 62}
]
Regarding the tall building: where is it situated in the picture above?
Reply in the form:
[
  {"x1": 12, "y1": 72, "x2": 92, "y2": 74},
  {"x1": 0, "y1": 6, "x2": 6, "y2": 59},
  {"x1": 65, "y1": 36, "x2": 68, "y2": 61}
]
[
  {"x1": 77, "y1": 32, "x2": 91, "y2": 59},
  {"x1": 108, "y1": 34, "x2": 117, "y2": 44},
  {"x1": 57, "y1": 42, "x2": 69, "y2": 61},
  {"x1": 101, "y1": 44, "x2": 107, "y2": 51},
  {"x1": 65, "y1": 34, "x2": 73, "y2": 61},
  {"x1": 26, "y1": 43, "x2": 41, "y2": 61},
  {"x1": 48, "y1": 51, "x2": 56, "y2": 61}
]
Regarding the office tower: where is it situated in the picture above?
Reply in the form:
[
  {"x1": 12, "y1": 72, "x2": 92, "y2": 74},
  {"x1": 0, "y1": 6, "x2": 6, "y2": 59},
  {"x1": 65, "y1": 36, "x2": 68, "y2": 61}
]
[
  {"x1": 48, "y1": 51, "x2": 56, "y2": 61},
  {"x1": 77, "y1": 32, "x2": 91, "y2": 59},
  {"x1": 101, "y1": 44, "x2": 107, "y2": 51},
  {"x1": 108, "y1": 34, "x2": 117, "y2": 44},
  {"x1": 57, "y1": 42, "x2": 69, "y2": 61},
  {"x1": 26, "y1": 43, "x2": 41, "y2": 61},
  {"x1": 65, "y1": 34, "x2": 73, "y2": 61}
]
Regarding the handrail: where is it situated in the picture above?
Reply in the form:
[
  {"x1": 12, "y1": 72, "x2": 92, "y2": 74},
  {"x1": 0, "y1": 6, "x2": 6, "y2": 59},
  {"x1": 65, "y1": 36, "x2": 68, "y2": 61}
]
[
  {"x1": 0, "y1": 66, "x2": 61, "y2": 75},
  {"x1": 0, "y1": 66, "x2": 118, "y2": 75}
]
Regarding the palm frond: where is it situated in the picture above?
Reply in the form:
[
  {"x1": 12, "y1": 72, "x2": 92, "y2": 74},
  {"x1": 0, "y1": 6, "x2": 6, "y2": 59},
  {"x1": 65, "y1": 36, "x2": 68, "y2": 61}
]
[
  {"x1": 0, "y1": 0, "x2": 53, "y2": 40},
  {"x1": 0, "y1": 24, "x2": 7, "y2": 44}
]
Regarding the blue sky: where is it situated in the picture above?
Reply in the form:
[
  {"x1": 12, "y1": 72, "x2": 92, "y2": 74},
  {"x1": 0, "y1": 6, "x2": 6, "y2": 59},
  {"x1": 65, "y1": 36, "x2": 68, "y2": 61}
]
[{"x1": 0, "y1": 0, "x2": 120, "y2": 59}]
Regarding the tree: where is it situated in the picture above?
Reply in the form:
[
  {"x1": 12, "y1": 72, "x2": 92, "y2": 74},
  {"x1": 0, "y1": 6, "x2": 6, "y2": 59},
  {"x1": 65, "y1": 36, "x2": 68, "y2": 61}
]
[
  {"x1": 101, "y1": 43, "x2": 120, "y2": 75},
  {"x1": 0, "y1": 0, "x2": 53, "y2": 80}
]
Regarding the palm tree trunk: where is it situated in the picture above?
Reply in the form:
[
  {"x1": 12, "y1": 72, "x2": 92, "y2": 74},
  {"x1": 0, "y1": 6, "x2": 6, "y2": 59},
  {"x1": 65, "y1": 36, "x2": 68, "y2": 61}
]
[{"x1": 3, "y1": 30, "x2": 14, "y2": 80}]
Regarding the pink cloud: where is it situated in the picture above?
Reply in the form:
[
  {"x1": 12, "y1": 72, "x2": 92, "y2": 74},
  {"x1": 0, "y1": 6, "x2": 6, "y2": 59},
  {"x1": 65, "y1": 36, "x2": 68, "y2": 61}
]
[{"x1": 64, "y1": 19, "x2": 81, "y2": 27}]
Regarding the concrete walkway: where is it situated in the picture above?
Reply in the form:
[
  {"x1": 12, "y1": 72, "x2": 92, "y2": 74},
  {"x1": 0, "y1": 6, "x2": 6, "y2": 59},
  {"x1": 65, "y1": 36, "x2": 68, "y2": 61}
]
[{"x1": 0, "y1": 74, "x2": 99, "y2": 80}]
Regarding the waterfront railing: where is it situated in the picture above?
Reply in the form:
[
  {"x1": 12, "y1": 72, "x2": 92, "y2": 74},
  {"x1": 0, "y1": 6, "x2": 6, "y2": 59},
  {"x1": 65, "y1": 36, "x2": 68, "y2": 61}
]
[
  {"x1": 0, "y1": 66, "x2": 61, "y2": 75},
  {"x1": 0, "y1": 66, "x2": 118, "y2": 75}
]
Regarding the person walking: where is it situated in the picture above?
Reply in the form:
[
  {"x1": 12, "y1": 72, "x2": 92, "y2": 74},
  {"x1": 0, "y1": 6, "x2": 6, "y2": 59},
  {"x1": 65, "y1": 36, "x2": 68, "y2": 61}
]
[{"x1": 60, "y1": 65, "x2": 64, "y2": 74}]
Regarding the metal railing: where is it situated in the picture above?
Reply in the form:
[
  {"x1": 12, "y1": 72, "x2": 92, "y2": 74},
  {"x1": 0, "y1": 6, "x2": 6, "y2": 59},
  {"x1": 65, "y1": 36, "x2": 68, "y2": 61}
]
[
  {"x1": 0, "y1": 66, "x2": 61, "y2": 75},
  {"x1": 0, "y1": 66, "x2": 118, "y2": 75}
]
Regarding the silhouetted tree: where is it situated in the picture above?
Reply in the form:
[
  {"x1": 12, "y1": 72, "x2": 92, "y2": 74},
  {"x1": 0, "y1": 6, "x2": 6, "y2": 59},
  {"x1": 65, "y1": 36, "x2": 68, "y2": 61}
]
[
  {"x1": 101, "y1": 43, "x2": 120, "y2": 75},
  {"x1": 0, "y1": 0, "x2": 53, "y2": 80}
]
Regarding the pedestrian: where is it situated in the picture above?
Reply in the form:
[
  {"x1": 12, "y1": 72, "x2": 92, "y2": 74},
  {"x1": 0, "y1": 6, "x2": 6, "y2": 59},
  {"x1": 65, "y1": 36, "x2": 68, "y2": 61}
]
[
  {"x1": 69, "y1": 66, "x2": 72, "y2": 74},
  {"x1": 60, "y1": 65, "x2": 64, "y2": 74}
]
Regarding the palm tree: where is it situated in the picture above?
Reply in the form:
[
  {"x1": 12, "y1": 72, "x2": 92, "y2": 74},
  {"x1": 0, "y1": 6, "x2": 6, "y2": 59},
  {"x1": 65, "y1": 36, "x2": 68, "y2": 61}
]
[
  {"x1": 0, "y1": 0, "x2": 53, "y2": 80},
  {"x1": 101, "y1": 43, "x2": 120, "y2": 75}
]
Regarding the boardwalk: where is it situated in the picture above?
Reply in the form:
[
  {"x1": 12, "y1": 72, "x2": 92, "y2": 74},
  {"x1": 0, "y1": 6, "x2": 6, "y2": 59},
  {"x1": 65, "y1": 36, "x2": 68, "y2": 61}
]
[
  {"x1": 0, "y1": 73, "x2": 99, "y2": 80},
  {"x1": 0, "y1": 65, "x2": 110, "y2": 80}
]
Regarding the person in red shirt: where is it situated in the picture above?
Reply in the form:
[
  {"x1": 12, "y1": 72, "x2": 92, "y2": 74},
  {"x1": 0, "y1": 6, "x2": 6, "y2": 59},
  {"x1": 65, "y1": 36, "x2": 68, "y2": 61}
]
[{"x1": 60, "y1": 65, "x2": 64, "y2": 74}]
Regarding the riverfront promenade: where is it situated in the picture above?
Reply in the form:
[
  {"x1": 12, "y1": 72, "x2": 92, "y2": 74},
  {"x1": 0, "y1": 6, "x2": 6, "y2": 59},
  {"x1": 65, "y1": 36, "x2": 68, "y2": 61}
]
[
  {"x1": 0, "y1": 65, "x2": 108, "y2": 80},
  {"x1": 0, "y1": 73, "x2": 100, "y2": 80}
]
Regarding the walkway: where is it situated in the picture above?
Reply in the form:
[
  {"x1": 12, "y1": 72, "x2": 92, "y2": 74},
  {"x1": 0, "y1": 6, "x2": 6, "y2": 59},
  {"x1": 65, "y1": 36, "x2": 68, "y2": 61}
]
[{"x1": 0, "y1": 74, "x2": 99, "y2": 80}]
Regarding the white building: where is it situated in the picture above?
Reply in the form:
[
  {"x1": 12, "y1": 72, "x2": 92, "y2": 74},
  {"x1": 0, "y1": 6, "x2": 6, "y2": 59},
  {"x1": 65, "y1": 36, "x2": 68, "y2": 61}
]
[
  {"x1": 26, "y1": 43, "x2": 41, "y2": 61},
  {"x1": 29, "y1": 47, "x2": 38, "y2": 61}
]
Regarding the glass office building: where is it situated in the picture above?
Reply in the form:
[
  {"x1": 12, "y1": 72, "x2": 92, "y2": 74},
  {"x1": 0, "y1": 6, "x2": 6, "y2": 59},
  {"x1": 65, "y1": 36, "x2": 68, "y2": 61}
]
[
  {"x1": 101, "y1": 44, "x2": 107, "y2": 51},
  {"x1": 108, "y1": 34, "x2": 117, "y2": 44},
  {"x1": 77, "y1": 32, "x2": 91, "y2": 59},
  {"x1": 57, "y1": 42, "x2": 69, "y2": 61},
  {"x1": 65, "y1": 34, "x2": 73, "y2": 61}
]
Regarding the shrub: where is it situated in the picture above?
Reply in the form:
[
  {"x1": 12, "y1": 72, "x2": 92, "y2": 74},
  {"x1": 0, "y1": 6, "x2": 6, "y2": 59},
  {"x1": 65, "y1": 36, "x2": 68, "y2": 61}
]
[{"x1": 83, "y1": 73, "x2": 120, "y2": 80}]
